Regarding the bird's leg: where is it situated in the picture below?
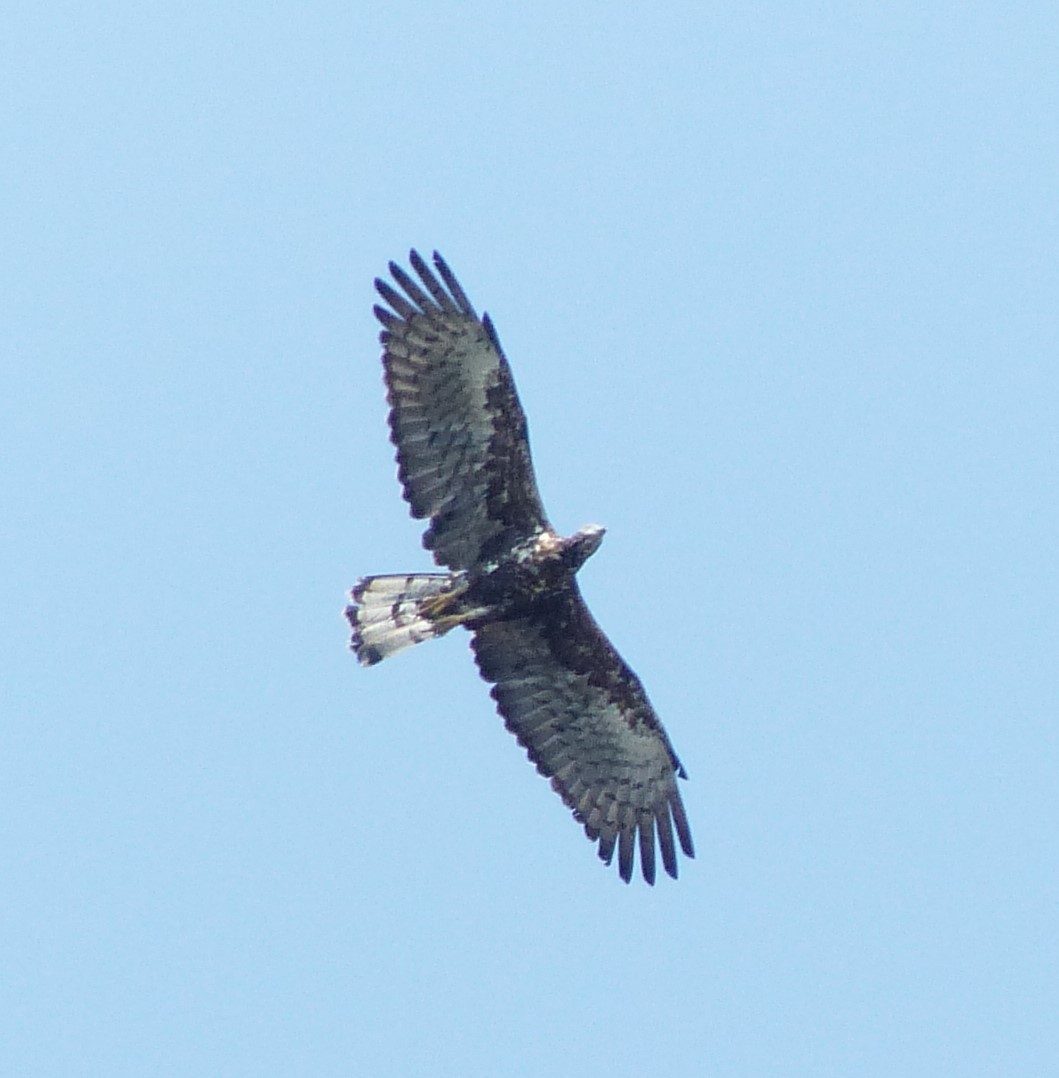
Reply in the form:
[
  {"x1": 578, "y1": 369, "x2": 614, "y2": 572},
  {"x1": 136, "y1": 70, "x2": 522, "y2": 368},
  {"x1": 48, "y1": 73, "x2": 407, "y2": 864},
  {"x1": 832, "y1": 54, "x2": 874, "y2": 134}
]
[{"x1": 419, "y1": 575, "x2": 493, "y2": 632}]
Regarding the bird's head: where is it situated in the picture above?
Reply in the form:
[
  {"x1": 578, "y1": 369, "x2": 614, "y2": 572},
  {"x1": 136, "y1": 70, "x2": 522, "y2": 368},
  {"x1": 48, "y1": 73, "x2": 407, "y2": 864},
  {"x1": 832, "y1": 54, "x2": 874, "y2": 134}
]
[{"x1": 563, "y1": 524, "x2": 606, "y2": 571}]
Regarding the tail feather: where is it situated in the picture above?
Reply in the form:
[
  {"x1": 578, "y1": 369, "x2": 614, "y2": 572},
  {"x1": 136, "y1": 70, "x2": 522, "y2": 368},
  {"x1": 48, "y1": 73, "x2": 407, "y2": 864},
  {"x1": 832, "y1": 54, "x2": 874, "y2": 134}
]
[{"x1": 346, "y1": 573, "x2": 471, "y2": 665}]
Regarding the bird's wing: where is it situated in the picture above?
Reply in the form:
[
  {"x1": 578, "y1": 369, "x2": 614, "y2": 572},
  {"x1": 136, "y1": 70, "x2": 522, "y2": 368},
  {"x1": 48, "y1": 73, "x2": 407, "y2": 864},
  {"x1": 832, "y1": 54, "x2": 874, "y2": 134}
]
[
  {"x1": 375, "y1": 251, "x2": 550, "y2": 571},
  {"x1": 471, "y1": 584, "x2": 694, "y2": 884}
]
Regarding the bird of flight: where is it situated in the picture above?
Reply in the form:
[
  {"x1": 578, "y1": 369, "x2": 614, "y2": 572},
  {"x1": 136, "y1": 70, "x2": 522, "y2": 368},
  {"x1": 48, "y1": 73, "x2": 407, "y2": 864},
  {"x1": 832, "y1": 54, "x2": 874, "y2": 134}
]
[{"x1": 346, "y1": 251, "x2": 693, "y2": 883}]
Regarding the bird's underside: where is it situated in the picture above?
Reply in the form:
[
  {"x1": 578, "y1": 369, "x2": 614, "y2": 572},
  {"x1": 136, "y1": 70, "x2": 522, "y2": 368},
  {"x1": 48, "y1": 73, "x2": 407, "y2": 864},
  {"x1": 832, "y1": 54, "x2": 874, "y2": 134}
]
[{"x1": 346, "y1": 250, "x2": 693, "y2": 884}]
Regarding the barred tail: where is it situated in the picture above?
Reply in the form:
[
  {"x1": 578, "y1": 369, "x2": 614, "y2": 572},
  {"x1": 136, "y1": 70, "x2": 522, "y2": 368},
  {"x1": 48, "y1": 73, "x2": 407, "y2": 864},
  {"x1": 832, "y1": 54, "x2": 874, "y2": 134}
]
[{"x1": 346, "y1": 573, "x2": 470, "y2": 666}]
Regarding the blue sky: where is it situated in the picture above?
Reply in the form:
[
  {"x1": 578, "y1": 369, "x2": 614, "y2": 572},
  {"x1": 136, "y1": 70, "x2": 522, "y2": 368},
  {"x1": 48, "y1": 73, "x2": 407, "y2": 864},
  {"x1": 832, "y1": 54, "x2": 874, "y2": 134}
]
[{"x1": 4, "y1": 3, "x2": 1058, "y2": 1074}]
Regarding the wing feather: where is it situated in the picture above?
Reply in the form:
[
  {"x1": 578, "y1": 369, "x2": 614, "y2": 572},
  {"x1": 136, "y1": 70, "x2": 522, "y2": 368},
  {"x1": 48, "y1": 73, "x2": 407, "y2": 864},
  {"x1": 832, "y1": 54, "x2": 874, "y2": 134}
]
[
  {"x1": 409, "y1": 249, "x2": 460, "y2": 313},
  {"x1": 375, "y1": 250, "x2": 549, "y2": 570},
  {"x1": 618, "y1": 828, "x2": 635, "y2": 884},
  {"x1": 431, "y1": 250, "x2": 477, "y2": 313},
  {"x1": 655, "y1": 802, "x2": 678, "y2": 879},
  {"x1": 386, "y1": 260, "x2": 436, "y2": 313},
  {"x1": 598, "y1": 825, "x2": 618, "y2": 867},
  {"x1": 638, "y1": 813, "x2": 657, "y2": 886},
  {"x1": 471, "y1": 584, "x2": 693, "y2": 884},
  {"x1": 374, "y1": 276, "x2": 418, "y2": 321}
]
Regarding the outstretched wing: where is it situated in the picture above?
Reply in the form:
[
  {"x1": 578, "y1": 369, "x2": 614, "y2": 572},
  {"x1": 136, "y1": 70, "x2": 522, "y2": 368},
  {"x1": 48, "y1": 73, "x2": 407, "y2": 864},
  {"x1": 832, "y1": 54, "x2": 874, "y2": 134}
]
[
  {"x1": 471, "y1": 585, "x2": 694, "y2": 884},
  {"x1": 374, "y1": 251, "x2": 550, "y2": 571}
]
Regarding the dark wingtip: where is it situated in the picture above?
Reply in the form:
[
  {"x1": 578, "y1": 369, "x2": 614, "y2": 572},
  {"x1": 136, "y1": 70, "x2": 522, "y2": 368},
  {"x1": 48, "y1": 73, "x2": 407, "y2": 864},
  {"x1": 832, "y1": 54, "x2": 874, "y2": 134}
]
[
  {"x1": 482, "y1": 312, "x2": 503, "y2": 353},
  {"x1": 618, "y1": 830, "x2": 634, "y2": 883},
  {"x1": 598, "y1": 830, "x2": 617, "y2": 868},
  {"x1": 639, "y1": 822, "x2": 657, "y2": 885},
  {"x1": 430, "y1": 251, "x2": 475, "y2": 315}
]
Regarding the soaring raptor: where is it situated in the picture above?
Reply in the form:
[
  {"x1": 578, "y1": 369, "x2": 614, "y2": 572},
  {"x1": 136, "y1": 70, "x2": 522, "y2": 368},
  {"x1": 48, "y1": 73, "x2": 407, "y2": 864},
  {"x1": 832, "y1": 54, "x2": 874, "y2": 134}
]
[{"x1": 346, "y1": 251, "x2": 694, "y2": 883}]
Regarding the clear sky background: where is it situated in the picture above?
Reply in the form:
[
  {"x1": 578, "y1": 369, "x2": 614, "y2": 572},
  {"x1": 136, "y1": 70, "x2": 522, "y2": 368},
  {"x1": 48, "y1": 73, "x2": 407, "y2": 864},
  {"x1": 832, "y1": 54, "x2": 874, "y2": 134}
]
[{"x1": 4, "y1": 3, "x2": 1057, "y2": 1075}]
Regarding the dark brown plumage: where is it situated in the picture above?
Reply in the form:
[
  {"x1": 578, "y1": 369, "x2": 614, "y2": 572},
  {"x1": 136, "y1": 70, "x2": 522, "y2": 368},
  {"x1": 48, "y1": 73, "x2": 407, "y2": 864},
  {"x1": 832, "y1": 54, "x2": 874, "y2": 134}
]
[{"x1": 346, "y1": 251, "x2": 693, "y2": 883}]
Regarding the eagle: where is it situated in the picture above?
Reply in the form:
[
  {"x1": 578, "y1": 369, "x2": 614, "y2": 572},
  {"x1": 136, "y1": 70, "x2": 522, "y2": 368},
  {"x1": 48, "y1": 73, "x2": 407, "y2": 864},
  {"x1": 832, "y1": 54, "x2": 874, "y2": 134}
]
[{"x1": 346, "y1": 251, "x2": 694, "y2": 883}]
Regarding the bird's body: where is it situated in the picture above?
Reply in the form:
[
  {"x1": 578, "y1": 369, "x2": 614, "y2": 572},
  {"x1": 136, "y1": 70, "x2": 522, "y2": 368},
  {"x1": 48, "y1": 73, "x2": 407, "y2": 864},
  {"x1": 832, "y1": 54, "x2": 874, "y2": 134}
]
[{"x1": 346, "y1": 251, "x2": 693, "y2": 883}]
